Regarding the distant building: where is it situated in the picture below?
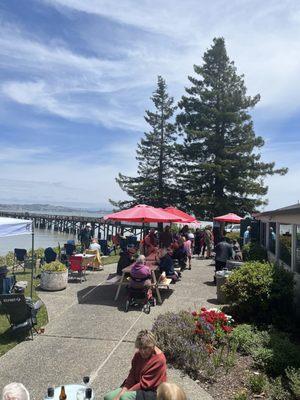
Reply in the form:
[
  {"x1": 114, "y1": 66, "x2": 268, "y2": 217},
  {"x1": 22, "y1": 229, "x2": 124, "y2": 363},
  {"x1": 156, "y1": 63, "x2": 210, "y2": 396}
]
[{"x1": 255, "y1": 203, "x2": 300, "y2": 310}]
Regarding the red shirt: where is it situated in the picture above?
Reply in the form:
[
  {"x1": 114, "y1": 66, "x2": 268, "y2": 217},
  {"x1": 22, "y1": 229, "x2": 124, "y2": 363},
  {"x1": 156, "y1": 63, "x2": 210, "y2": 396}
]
[{"x1": 124, "y1": 351, "x2": 167, "y2": 391}]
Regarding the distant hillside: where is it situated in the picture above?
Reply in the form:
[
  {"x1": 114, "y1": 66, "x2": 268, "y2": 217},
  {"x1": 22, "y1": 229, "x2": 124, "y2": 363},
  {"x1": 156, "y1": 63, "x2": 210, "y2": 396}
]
[{"x1": 0, "y1": 203, "x2": 82, "y2": 213}]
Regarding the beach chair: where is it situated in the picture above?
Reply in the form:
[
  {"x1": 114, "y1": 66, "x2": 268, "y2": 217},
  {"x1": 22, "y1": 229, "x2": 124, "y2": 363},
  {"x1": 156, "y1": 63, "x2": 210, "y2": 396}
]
[
  {"x1": 13, "y1": 248, "x2": 28, "y2": 272},
  {"x1": 68, "y1": 256, "x2": 87, "y2": 282},
  {"x1": 0, "y1": 293, "x2": 43, "y2": 339},
  {"x1": 85, "y1": 249, "x2": 103, "y2": 271}
]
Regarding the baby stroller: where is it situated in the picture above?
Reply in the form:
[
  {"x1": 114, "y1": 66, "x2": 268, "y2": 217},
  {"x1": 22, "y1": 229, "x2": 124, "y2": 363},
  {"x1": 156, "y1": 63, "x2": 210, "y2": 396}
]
[{"x1": 124, "y1": 279, "x2": 156, "y2": 314}]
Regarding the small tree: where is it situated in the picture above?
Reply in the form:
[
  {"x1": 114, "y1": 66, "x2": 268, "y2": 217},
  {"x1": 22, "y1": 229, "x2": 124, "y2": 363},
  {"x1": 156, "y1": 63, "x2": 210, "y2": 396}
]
[
  {"x1": 110, "y1": 76, "x2": 178, "y2": 208},
  {"x1": 177, "y1": 37, "x2": 287, "y2": 218}
]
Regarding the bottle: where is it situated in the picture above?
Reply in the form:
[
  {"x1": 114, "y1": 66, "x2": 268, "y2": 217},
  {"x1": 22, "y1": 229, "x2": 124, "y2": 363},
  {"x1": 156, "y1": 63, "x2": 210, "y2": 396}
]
[
  {"x1": 46, "y1": 387, "x2": 54, "y2": 399},
  {"x1": 85, "y1": 388, "x2": 92, "y2": 400},
  {"x1": 59, "y1": 386, "x2": 67, "y2": 400}
]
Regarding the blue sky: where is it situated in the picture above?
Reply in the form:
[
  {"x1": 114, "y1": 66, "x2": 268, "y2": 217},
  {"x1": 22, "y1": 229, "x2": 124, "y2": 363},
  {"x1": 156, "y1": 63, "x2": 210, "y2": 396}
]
[{"x1": 0, "y1": 0, "x2": 299, "y2": 210}]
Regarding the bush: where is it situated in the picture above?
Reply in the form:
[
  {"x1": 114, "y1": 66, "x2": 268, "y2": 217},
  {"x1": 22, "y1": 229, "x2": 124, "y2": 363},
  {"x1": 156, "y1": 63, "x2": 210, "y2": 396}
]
[
  {"x1": 247, "y1": 372, "x2": 267, "y2": 394},
  {"x1": 223, "y1": 262, "x2": 294, "y2": 325},
  {"x1": 265, "y1": 376, "x2": 291, "y2": 400},
  {"x1": 226, "y1": 232, "x2": 240, "y2": 242},
  {"x1": 286, "y1": 367, "x2": 300, "y2": 399},
  {"x1": 42, "y1": 260, "x2": 67, "y2": 272},
  {"x1": 151, "y1": 311, "x2": 236, "y2": 380},
  {"x1": 232, "y1": 325, "x2": 300, "y2": 377},
  {"x1": 242, "y1": 242, "x2": 268, "y2": 262}
]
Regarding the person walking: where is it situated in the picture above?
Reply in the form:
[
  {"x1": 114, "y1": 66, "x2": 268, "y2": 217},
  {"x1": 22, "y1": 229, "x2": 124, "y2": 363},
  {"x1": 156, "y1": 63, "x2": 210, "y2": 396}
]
[
  {"x1": 243, "y1": 226, "x2": 251, "y2": 245},
  {"x1": 204, "y1": 226, "x2": 213, "y2": 258}
]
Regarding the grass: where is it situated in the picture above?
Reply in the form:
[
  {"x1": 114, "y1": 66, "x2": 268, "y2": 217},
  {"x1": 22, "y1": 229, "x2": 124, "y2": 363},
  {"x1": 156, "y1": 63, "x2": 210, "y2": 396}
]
[
  {"x1": 0, "y1": 267, "x2": 48, "y2": 357},
  {"x1": 0, "y1": 249, "x2": 120, "y2": 357}
]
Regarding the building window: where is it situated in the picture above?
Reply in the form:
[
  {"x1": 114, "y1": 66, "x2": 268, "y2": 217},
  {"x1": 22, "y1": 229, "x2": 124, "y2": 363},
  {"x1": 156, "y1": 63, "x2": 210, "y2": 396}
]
[
  {"x1": 269, "y1": 222, "x2": 276, "y2": 254},
  {"x1": 279, "y1": 224, "x2": 292, "y2": 267},
  {"x1": 296, "y1": 225, "x2": 300, "y2": 274}
]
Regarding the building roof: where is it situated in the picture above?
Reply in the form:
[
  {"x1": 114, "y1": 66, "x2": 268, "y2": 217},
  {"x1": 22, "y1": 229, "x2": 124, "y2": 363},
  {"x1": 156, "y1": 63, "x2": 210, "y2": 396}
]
[{"x1": 255, "y1": 203, "x2": 300, "y2": 218}]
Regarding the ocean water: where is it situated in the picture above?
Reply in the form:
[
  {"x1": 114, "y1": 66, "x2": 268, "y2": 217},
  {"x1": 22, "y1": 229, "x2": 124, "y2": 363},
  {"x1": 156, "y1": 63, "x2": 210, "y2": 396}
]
[{"x1": 0, "y1": 228, "x2": 77, "y2": 256}]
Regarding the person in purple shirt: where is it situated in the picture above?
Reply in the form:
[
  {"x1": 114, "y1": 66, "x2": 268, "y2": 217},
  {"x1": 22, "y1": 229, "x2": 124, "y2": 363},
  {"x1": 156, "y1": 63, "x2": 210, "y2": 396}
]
[{"x1": 130, "y1": 255, "x2": 152, "y2": 289}]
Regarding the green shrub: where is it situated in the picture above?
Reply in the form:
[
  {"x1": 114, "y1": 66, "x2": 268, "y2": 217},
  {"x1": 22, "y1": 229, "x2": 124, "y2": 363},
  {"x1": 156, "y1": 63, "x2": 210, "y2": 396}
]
[
  {"x1": 242, "y1": 242, "x2": 268, "y2": 262},
  {"x1": 223, "y1": 262, "x2": 294, "y2": 325},
  {"x1": 232, "y1": 389, "x2": 248, "y2": 400},
  {"x1": 42, "y1": 260, "x2": 67, "y2": 272},
  {"x1": 286, "y1": 367, "x2": 300, "y2": 399},
  {"x1": 247, "y1": 372, "x2": 267, "y2": 394},
  {"x1": 226, "y1": 232, "x2": 240, "y2": 242},
  {"x1": 279, "y1": 235, "x2": 292, "y2": 266},
  {"x1": 265, "y1": 376, "x2": 291, "y2": 400},
  {"x1": 232, "y1": 325, "x2": 300, "y2": 377}
]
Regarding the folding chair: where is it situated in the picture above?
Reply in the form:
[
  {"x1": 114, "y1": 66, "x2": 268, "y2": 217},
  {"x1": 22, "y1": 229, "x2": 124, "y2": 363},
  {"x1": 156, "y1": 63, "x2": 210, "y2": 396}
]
[
  {"x1": 68, "y1": 256, "x2": 87, "y2": 282},
  {"x1": 64, "y1": 243, "x2": 76, "y2": 257},
  {"x1": 0, "y1": 293, "x2": 43, "y2": 339},
  {"x1": 14, "y1": 248, "x2": 28, "y2": 272}
]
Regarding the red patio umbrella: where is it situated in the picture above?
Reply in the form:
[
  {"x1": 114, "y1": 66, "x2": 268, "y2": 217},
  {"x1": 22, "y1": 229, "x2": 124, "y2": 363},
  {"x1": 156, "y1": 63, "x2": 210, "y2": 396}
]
[
  {"x1": 213, "y1": 213, "x2": 242, "y2": 223},
  {"x1": 104, "y1": 204, "x2": 182, "y2": 223},
  {"x1": 164, "y1": 207, "x2": 197, "y2": 223}
]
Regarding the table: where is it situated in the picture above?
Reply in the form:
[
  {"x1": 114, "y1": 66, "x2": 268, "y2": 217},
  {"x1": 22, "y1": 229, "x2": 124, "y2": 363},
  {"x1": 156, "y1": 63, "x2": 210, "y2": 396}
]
[
  {"x1": 45, "y1": 384, "x2": 94, "y2": 400},
  {"x1": 74, "y1": 253, "x2": 96, "y2": 267},
  {"x1": 114, "y1": 263, "x2": 162, "y2": 304}
]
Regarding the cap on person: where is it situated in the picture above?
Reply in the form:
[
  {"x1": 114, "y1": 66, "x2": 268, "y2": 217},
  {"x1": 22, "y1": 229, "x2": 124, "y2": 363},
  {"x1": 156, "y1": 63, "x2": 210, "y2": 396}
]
[
  {"x1": 86, "y1": 223, "x2": 92, "y2": 227},
  {"x1": 2, "y1": 383, "x2": 30, "y2": 400}
]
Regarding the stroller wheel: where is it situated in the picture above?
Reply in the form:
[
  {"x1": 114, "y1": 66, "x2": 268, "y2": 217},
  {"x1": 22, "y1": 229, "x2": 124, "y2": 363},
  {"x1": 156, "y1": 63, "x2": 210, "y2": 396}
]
[
  {"x1": 143, "y1": 304, "x2": 151, "y2": 314},
  {"x1": 125, "y1": 299, "x2": 130, "y2": 312}
]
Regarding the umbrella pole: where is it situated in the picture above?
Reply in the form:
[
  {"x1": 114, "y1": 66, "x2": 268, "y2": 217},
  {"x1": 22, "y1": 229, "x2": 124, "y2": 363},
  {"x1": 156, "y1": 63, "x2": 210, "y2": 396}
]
[{"x1": 30, "y1": 223, "x2": 34, "y2": 298}]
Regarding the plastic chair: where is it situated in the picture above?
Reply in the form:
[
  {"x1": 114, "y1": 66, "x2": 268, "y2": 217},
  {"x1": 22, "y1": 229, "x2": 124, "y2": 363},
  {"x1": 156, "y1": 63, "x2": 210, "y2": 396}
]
[
  {"x1": 85, "y1": 249, "x2": 103, "y2": 271},
  {"x1": 68, "y1": 256, "x2": 86, "y2": 282}
]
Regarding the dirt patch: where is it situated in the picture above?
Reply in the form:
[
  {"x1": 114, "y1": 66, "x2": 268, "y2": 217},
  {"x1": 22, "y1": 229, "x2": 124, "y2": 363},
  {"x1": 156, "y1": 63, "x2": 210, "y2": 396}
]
[{"x1": 200, "y1": 354, "x2": 253, "y2": 400}]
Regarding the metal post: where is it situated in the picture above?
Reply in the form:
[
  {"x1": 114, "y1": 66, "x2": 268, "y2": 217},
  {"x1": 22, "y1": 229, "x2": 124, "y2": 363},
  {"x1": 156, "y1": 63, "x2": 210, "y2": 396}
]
[{"x1": 30, "y1": 223, "x2": 34, "y2": 298}]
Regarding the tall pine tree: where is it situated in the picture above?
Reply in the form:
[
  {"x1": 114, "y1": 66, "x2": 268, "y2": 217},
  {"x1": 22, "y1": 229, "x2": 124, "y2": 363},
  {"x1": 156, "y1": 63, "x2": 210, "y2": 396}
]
[
  {"x1": 177, "y1": 37, "x2": 287, "y2": 218},
  {"x1": 110, "y1": 76, "x2": 178, "y2": 209}
]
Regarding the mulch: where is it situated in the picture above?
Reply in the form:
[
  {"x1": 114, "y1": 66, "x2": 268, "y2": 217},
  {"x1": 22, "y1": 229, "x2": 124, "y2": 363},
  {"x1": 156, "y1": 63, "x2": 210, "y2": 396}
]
[{"x1": 200, "y1": 354, "x2": 254, "y2": 400}]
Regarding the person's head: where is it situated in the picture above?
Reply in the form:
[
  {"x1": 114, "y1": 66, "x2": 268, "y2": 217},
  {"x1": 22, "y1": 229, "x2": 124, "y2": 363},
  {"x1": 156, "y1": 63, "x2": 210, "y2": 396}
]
[
  {"x1": 2, "y1": 383, "x2": 30, "y2": 400},
  {"x1": 157, "y1": 382, "x2": 187, "y2": 400},
  {"x1": 270, "y1": 227, "x2": 274, "y2": 232},
  {"x1": 247, "y1": 226, "x2": 251, "y2": 231},
  {"x1": 136, "y1": 255, "x2": 146, "y2": 264},
  {"x1": 135, "y1": 330, "x2": 157, "y2": 359},
  {"x1": 92, "y1": 238, "x2": 98, "y2": 244},
  {"x1": 86, "y1": 223, "x2": 91, "y2": 230},
  {"x1": 165, "y1": 225, "x2": 170, "y2": 232}
]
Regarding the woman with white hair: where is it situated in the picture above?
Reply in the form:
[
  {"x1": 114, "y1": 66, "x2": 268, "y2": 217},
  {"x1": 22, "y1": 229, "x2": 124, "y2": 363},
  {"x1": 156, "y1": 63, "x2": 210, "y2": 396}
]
[
  {"x1": 2, "y1": 383, "x2": 30, "y2": 400},
  {"x1": 129, "y1": 255, "x2": 151, "y2": 289}
]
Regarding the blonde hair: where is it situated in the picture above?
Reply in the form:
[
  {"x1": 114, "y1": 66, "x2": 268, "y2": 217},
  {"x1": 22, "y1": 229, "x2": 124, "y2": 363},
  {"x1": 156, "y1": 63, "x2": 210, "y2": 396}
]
[
  {"x1": 2, "y1": 383, "x2": 30, "y2": 400},
  {"x1": 157, "y1": 383, "x2": 187, "y2": 400},
  {"x1": 135, "y1": 330, "x2": 156, "y2": 349}
]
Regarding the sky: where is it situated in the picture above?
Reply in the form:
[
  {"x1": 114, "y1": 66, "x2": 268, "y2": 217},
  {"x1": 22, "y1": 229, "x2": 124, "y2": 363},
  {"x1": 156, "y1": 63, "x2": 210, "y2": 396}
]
[{"x1": 0, "y1": 0, "x2": 299, "y2": 211}]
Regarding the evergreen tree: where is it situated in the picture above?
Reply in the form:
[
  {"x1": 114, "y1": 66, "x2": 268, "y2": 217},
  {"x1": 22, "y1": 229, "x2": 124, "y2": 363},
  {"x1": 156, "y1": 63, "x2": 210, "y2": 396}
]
[
  {"x1": 177, "y1": 37, "x2": 287, "y2": 218},
  {"x1": 110, "y1": 76, "x2": 178, "y2": 209}
]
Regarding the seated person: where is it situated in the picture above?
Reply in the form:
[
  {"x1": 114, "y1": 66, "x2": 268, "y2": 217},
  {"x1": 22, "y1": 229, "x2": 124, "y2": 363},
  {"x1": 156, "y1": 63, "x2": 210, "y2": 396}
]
[
  {"x1": 117, "y1": 246, "x2": 136, "y2": 275},
  {"x1": 129, "y1": 255, "x2": 151, "y2": 289},
  {"x1": 144, "y1": 229, "x2": 158, "y2": 257},
  {"x1": 157, "y1": 383, "x2": 187, "y2": 400},
  {"x1": 90, "y1": 238, "x2": 101, "y2": 251},
  {"x1": 104, "y1": 330, "x2": 167, "y2": 400},
  {"x1": 172, "y1": 238, "x2": 187, "y2": 268},
  {"x1": 159, "y1": 248, "x2": 179, "y2": 282},
  {"x1": 2, "y1": 383, "x2": 30, "y2": 400},
  {"x1": 232, "y1": 240, "x2": 243, "y2": 261}
]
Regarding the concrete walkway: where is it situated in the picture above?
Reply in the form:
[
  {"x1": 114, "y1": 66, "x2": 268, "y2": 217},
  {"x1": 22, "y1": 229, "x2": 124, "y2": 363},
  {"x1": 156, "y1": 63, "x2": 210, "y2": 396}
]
[{"x1": 0, "y1": 259, "x2": 216, "y2": 400}]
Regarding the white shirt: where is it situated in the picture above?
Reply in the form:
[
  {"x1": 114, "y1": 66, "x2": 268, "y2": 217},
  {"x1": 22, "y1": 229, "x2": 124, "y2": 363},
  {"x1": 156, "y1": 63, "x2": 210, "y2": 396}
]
[{"x1": 90, "y1": 243, "x2": 101, "y2": 251}]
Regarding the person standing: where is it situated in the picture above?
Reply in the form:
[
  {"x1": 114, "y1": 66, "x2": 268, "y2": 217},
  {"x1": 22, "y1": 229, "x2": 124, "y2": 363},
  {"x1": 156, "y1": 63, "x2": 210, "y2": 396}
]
[
  {"x1": 78, "y1": 223, "x2": 93, "y2": 250},
  {"x1": 243, "y1": 226, "x2": 251, "y2": 245},
  {"x1": 159, "y1": 225, "x2": 173, "y2": 248},
  {"x1": 204, "y1": 226, "x2": 213, "y2": 258},
  {"x1": 214, "y1": 237, "x2": 233, "y2": 282}
]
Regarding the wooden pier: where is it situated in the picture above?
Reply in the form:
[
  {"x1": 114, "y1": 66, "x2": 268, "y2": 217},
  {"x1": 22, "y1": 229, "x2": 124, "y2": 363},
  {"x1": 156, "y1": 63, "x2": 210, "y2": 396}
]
[{"x1": 0, "y1": 211, "x2": 144, "y2": 240}]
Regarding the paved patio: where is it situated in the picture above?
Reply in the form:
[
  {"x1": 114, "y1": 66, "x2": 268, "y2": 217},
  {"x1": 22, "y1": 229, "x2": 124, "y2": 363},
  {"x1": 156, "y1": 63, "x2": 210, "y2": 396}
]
[{"x1": 0, "y1": 258, "x2": 217, "y2": 400}]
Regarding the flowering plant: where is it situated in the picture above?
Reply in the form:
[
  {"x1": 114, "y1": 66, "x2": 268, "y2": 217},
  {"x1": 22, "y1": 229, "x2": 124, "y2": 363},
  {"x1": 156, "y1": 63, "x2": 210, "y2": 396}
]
[{"x1": 192, "y1": 307, "x2": 234, "y2": 344}]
